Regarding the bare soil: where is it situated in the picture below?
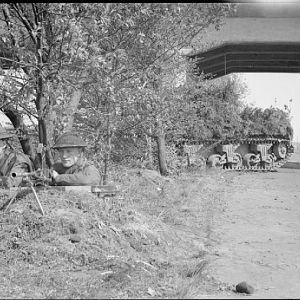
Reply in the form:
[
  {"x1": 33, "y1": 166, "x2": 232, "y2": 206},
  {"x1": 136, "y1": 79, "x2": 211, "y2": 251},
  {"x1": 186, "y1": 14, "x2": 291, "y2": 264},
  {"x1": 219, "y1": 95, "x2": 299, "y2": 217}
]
[
  {"x1": 199, "y1": 154, "x2": 300, "y2": 299},
  {"x1": 0, "y1": 150, "x2": 299, "y2": 299}
]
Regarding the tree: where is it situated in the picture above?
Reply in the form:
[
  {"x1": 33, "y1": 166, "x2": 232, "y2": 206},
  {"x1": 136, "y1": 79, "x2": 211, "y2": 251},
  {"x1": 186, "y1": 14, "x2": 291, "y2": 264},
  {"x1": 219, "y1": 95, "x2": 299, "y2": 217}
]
[
  {"x1": 0, "y1": 3, "x2": 107, "y2": 167},
  {"x1": 0, "y1": 3, "x2": 235, "y2": 178},
  {"x1": 65, "y1": 3, "x2": 235, "y2": 176},
  {"x1": 129, "y1": 3, "x2": 235, "y2": 174},
  {"x1": 167, "y1": 74, "x2": 247, "y2": 142}
]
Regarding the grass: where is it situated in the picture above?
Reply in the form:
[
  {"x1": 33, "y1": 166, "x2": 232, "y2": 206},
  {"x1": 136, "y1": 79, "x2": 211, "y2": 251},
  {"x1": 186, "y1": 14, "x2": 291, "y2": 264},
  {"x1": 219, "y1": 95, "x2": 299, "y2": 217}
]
[{"x1": 0, "y1": 166, "x2": 230, "y2": 299}]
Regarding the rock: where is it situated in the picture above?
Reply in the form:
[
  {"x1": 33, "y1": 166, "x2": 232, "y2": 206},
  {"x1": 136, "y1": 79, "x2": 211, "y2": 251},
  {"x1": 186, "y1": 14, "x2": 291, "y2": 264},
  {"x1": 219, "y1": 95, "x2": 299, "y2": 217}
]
[
  {"x1": 235, "y1": 281, "x2": 254, "y2": 294},
  {"x1": 69, "y1": 234, "x2": 81, "y2": 243}
]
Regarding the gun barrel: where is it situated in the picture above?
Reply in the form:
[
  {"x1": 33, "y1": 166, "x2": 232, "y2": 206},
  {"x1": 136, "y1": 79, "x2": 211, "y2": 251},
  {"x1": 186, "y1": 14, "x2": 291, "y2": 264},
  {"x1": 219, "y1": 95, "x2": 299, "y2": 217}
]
[{"x1": 11, "y1": 172, "x2": 38, "y2": 178}]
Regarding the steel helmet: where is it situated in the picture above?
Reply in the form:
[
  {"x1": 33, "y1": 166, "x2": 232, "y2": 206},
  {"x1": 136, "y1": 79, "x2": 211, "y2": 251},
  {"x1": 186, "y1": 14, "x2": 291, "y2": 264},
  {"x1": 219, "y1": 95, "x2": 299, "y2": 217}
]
[
  {"x1": 52, "y1": 131, "x2": 87, "y2": 149},
  {"x1": 0, "y1": 126, "x2": 14, "y2": 140}
]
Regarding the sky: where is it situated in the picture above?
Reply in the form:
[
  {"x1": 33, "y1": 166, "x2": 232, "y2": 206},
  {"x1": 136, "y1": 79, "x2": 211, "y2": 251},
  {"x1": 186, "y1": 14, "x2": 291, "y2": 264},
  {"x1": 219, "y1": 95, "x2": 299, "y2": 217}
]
[{"x1": 239, "y1": 73, "x2": 300, "y2": 142}]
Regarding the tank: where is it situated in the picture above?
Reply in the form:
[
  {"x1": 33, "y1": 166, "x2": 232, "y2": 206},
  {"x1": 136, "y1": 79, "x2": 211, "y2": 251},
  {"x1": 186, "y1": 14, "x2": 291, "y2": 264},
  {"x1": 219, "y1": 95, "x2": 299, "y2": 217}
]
[
  {"x1": 177, "y1": 134, "x2": 294, "y2": 171},
  {"x1": 203, "y1": 134, "x2": 294, "y2": 170}
]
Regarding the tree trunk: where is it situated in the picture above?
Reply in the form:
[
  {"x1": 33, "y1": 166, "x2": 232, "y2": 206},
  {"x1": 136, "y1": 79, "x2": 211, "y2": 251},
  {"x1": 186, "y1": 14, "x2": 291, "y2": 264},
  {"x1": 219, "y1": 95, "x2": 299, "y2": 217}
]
[
  {"x1": 145, "y1": 132, "x2": 153, "y2": 167},
  {"x1": 4, "y1": 4, "x2": 54, "y2": 170},
  {"x1": 3, "y1": 109, "x2": 36, "y2": 161},
  {"x1": 103, "y1": 136, "x2": 111, "y2": 185},
  {"x1": 65, "y1": 88, "x2": 83, "y2": 131},
  {"x1": 103, "y1": 103, "x2": 111, "y2": 185},
  {"x1": 35, "y1": 79, "x2": 54, "y2": 169},
  {"x1": 64, "y1": 69, "x2": 87, "y2": 131},
  {"x1": 156, "y1": 120, "x2": 168, "y2": 176}
]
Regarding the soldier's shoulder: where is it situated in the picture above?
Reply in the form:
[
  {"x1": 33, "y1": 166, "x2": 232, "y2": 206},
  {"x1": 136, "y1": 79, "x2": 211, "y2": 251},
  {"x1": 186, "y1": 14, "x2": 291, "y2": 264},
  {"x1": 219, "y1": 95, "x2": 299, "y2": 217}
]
[
  {"x1": 14, "y1": 151, "x2": 32, "y2": 164},
  {"x1": 85, "y1": 161, "x2": 99, "y2": 169},
  {"x1": 5, "y1": 149, "x2": 28, "y2": 161}
]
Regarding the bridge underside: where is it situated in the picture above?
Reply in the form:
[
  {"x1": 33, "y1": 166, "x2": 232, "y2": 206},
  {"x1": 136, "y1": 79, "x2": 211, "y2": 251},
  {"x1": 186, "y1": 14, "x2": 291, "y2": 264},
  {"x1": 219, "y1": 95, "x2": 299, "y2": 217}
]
[
  {"x1": 188, "y1": 42, "x2": 300, "y2": 79},
  {"x1": 187, "y1": 3, "x2": 300, "y2": 79}
]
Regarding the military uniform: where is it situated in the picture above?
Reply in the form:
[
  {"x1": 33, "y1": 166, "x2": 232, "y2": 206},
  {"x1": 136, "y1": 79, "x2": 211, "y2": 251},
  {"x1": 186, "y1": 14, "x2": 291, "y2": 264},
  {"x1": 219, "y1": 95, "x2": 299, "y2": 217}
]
[
  {"x1": 0, "y1": 128, "x2": 33, "y2": 187},
  {"x1": 52, "y1": 132, "x2": 101, "y2": 186},
  {"x1": 52, "y1": 158, "x2": 101, "y2": 186}
]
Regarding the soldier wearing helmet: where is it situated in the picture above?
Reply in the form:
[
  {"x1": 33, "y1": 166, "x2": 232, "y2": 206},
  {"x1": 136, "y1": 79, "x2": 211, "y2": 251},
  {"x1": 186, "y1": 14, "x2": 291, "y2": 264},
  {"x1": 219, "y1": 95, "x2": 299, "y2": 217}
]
[
  {"x1": 51, "y1": 131, "x2": 101, "y2": 186},
  {"x1": 0, "y1": 127, "x2": 33, "y2": 187}
]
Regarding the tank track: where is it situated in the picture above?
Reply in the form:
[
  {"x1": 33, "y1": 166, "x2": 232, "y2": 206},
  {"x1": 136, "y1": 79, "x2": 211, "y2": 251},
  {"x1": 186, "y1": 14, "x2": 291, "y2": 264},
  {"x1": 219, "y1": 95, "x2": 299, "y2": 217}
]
[
  {"x1": 201, "y1": 136, "x2": 291, "y2": 146},
  {"x1": 198, "y1": 136, "x2": 293, "y2": 172}
]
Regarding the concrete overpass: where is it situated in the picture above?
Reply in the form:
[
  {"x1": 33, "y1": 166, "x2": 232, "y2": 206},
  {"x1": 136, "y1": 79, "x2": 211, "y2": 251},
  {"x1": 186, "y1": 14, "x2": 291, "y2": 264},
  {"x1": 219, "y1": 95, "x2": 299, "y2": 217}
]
[{"x1": 186, "y1": 3, "x2": 300, "y2": 78}]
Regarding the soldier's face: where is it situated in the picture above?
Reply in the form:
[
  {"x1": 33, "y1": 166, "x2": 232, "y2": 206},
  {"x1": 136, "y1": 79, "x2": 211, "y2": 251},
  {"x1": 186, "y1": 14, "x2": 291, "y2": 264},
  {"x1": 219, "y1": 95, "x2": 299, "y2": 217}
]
[{"x1": 58, "y1": 147, "x2": 82, "y2": 168}]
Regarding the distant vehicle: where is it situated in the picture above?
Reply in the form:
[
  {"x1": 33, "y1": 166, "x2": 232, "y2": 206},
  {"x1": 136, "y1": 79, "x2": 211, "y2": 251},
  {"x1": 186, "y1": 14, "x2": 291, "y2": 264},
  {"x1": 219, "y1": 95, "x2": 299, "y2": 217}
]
[
  {"x1": 177, "y1": 134, "x2": 294, "y2": 171},
  {"x1": 204, "y1": 134, "x2": 294, "y2": 170}
]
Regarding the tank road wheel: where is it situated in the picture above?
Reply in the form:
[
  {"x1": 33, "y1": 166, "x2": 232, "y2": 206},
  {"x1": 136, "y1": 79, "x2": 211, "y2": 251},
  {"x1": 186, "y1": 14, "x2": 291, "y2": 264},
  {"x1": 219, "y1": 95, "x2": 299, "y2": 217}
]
[
  {"x1": 231, "y1": 153, "x2": 242, "y2": 169},
  {"x1": 262, "y1": 154, "x2": 274, "y2": 169},
  {"x1": 273, "y1": 143, "x2": 287, "y2": 159},
  {"x1": 243, "y1": 153, "x2": 258, "y2": 168},
  {"x1": 207, "y1": 154, "x2": 223, "y2": 168}
]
